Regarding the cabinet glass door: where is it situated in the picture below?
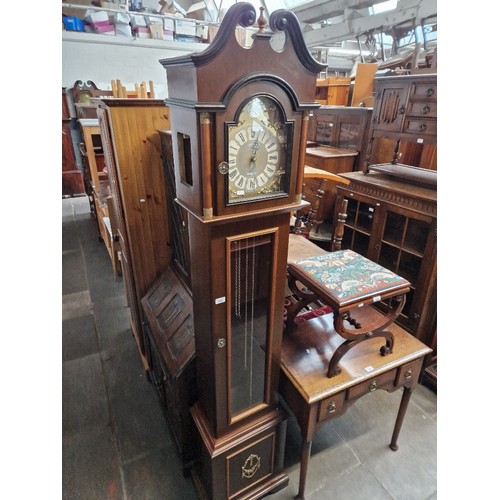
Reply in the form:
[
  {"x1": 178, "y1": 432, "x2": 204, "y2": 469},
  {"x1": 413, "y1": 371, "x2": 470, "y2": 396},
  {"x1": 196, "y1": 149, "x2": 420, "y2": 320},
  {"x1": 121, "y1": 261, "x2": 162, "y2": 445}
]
[
  {"x1": 342, "y1": 198, "x2": 377, "y2": 256},
  {"x1": 378, "y1": 210, "x2": 432, "y2": 323},
  {"x1": 228, "y1": 230, "x2": 275, "y2": 423}
]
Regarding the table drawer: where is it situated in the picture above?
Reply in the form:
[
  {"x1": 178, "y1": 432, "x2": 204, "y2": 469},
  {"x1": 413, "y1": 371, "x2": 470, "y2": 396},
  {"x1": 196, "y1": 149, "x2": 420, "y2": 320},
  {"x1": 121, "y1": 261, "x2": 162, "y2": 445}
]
[
  {"x1": 347, "y1": 368, "x2": 397, "y2": 400},
  {"x1": 395, "y1": 358, "x2": 423, "y2": 388},
  {"x1": 317, "y1": 392, "x2": 345, "y2": 424}
]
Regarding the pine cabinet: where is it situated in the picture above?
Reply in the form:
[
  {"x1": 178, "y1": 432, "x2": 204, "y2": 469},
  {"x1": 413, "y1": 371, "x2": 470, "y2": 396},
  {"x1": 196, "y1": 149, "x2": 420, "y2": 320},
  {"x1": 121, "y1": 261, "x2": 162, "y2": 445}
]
[{"x1": 96, "y1": 99, "x2": 171, "y2": 367}]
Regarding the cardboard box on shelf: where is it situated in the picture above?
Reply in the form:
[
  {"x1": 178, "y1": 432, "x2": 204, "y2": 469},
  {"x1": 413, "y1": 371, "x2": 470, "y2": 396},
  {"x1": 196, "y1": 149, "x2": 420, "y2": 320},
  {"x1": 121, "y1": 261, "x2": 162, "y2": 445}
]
[
  {"x1": 85, "y1": 23, "x2": 116, "y2": 35},
  {"x1": 146, "y1": 15, "x2": 163, "y2": 26},
  {"x1": 115, "y1": 24, "x2": 133, "y2": 37},
  {"x1": 175, "y1": 19, "x2": 196, "y2": 37},
  {"x1": 174, "y1": 34, "x2": 199, "y2": 43},
  {"x1": 109, "y1": 12, "x2": 131, "y2": 25},
  {"x1": 163, "y1": 16, "x2": 175, "y2": 31},
  {"x1": 186, "y1": 1, "x2": 209, "y2": 21},
  {"x1": 62, "y1": 0, "x2": 92, "y2": 19},
  {"x1": 196, "y1": 24, "x2": 208, "y2": 41},
  {"x1": 149, "y1": 23, "x2": 163, "y2": 40},
  {"x1": 100, "y1": 1, "x2": 128, "y2": 10},
  {"x1": 133, "y1": 26, "x2": 150, "y2": 38},
  {"x1": 163, "y1": 29, "x2": 174, "y2": 41},
  {"x1": 130, "y1": 14, "x2": 148, "y2": 28},
  {"x1": 84, "y1": 10, "x2": 110, "y2": 24},
  {"x1": 159, "y1": 0, "x2": 187, "y2": 16}
]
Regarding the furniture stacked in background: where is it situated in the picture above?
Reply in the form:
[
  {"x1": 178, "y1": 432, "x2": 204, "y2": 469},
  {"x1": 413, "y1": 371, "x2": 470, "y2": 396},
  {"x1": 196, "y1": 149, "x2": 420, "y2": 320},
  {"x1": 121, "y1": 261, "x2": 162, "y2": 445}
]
[
  {"x1": 298, "y1": 105, "x2": 372, "y2": 242},
  {"x1": 314, "y1": 76, "x2": 351, "y2": 105},
  {"x1": 334, "y1": 73, "x2": 437, "y2": 389},
  {"x1": 62, "y1": 87, "x2": 85, "y2": 197},
  {"x1": 71, "y1": 81, "x2": 118, "y2": 278}
]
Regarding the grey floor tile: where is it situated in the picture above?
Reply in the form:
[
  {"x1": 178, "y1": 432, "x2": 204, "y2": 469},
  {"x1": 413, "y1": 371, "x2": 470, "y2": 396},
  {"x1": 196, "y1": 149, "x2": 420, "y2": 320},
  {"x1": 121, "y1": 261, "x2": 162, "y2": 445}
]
[
  {"x1": 62, "y1": 249, "x2": 88, "y2": 296},
  {"x1": 411, "y1": 383, "x2": 437, "y2": 419},
  {"x1": 62, "y1": 290, "x2": 92, "y2": 322},
  {"x1": 63, "y1": 425, "x2": 123, "y2": 500},
  {"x1": 62, "y1": 314, "x2": 99, "y2": 362},
  {"x1": 62, "y1": 353, "x2": 110, "y2": 434},
  {"x1": 122, "y1": 445, "x2": 198, "y2": 500},
  {"x1": 102, "y1": 344, "x2": 175, "y2": 461},
  {"x1": 311, "y1": 464, "x2": 392, "y2": 500},
  {"x1": 331, "y1": 389, "x2": 436, "y2": 500}
]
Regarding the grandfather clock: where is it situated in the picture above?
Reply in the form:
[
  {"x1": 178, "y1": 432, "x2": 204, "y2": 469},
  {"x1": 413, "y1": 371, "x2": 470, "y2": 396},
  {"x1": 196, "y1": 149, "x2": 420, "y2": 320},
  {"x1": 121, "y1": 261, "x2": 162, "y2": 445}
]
[{"x1": 160, "y1": 4, "x2": 324, "y2": 498}]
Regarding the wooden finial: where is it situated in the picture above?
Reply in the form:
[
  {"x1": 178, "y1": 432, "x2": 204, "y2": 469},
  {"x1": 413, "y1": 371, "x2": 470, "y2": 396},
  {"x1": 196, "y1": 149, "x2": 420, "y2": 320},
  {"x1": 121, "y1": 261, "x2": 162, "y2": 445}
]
[{"x1": 257, "y1": 6, "x2": 266, "y2": 32}]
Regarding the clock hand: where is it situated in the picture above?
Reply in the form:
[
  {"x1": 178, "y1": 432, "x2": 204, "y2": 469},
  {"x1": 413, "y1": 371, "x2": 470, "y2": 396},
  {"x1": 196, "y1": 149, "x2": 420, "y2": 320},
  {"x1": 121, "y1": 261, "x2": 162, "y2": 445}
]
[{"x1": 249, "y1": 154, "x2": 257, "y2": 174}]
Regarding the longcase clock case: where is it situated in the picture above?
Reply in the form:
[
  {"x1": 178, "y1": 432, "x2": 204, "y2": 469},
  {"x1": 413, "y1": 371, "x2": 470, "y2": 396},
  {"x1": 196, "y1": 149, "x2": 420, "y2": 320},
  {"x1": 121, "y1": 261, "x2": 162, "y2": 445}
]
[{"x1": 160, "y1": 3, "x2": 325, "y2": 498}]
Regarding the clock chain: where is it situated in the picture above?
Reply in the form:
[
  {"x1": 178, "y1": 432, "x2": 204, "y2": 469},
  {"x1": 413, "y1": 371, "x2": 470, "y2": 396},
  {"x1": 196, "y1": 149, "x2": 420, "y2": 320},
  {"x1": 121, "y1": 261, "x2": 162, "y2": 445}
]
[
  {"x1": 234, "y1": 240, "x2": 241, "y2": 319},
  {"x1": 249, "y1": 236, "x2": 256, "y2": 402},
  {"x1": 244, "y1": 242, "x2": 249, "y2": 369}
]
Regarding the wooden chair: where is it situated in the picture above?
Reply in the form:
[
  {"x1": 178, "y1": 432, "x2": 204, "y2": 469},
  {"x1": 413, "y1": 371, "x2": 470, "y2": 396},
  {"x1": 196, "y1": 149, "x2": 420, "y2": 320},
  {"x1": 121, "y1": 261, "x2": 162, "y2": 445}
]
[{"x1": 293, "y1": 166, "x2": 350, "y2": 239}]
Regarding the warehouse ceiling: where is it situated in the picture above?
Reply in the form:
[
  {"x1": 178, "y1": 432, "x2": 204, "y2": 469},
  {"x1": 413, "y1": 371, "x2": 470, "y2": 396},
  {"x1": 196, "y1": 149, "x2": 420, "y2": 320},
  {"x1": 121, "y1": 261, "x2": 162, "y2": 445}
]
[{"x1": 173, "y1": 0, "x2": 437, "y2": 74}]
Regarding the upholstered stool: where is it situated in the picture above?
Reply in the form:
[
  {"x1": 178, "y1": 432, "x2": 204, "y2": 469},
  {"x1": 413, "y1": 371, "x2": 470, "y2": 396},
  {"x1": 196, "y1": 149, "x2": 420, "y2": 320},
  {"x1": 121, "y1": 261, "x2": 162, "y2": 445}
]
[{"x1": 286, "y1": 249, "x2": 410, "y2": 377}]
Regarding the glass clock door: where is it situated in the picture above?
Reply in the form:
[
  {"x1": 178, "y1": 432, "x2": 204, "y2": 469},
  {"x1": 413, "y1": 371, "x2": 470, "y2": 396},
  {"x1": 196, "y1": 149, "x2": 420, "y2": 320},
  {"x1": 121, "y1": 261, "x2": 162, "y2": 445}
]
[{"x1": 227, "y1": 229, "x2": 276, "y2": 423}]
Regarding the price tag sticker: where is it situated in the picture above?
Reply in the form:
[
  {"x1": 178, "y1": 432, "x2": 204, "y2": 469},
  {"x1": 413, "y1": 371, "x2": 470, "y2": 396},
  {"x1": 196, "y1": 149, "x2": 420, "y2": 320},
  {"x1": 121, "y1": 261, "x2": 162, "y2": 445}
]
[
  {"x1": 215, "y1": 296, "x2": 226, "y2": 305},
  {"x1": 417, "y1": 138, "x2": 424, "y2": 143},
  {"x1": 237, "y1": 190, "x2": 245, "y2": 196},
  {"x1": 372, "y1": 295, "x2": 381, "y2": 303},
  {"x1": 364, "y1": 365, "x2": 374, "y2": 372}
]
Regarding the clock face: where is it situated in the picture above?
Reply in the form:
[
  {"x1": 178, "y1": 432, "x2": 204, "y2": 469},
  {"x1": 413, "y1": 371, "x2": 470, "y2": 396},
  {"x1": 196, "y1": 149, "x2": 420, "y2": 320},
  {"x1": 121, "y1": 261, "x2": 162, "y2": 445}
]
[{"x1": 225, "y1": 96, "x2": 291, "y2": 205}]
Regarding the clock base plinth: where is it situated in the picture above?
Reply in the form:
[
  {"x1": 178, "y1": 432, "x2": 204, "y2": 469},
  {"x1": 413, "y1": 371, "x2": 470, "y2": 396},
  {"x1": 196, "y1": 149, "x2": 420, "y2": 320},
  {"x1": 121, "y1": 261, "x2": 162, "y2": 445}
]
[{"x1": 189, "y1": 403, "x2": 289, "y2": 499}]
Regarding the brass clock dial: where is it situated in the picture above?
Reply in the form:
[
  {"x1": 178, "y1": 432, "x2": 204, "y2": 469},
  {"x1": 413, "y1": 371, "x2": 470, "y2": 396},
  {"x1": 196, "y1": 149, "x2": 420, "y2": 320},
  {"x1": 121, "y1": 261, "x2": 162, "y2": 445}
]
[{"x1": 226, "y1": 95, "x2": 291, "y2": 204}]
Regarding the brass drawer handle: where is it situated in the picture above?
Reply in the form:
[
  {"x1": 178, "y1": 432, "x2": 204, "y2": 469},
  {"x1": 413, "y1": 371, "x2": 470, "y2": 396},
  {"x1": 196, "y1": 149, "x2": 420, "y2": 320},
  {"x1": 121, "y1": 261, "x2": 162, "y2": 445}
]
[
  {"x1": 426, "y1": 88, "x2": 435, "y2": 97},
  {"x1": 418, "y1": 123, "x2": 427, "y2": 132},
  {"x1": 369, "y1": 380, "x2": 377, "y2": 392},
  {"x1": 398, "y1": 106, "x2": 406, "y2": 114},
  {"x1": 404, "y1": 368, "x2": 413, "y2": 380},
  {"x1": 327, "y1": 402, "x2": 336, "y2": 414},
  {"x1": 422, "y1": 105, "x2": 431, "y2": 114}
]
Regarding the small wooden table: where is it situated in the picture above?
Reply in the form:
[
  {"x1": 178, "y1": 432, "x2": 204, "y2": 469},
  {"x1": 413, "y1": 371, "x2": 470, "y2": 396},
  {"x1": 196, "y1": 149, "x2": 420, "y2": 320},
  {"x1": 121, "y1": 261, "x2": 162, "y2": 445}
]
[
  {"x1": 279, "y1": 306, "x2": 432, "y2": 499},
  {"x1": 286, "y1": 250, "x2": 410, "y2": 377}
]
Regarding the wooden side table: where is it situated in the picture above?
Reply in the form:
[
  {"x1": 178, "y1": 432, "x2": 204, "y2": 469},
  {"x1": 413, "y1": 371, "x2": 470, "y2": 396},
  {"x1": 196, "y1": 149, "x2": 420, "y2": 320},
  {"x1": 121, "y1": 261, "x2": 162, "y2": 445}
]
[
  {"x1": 286, "y1": 249, "x2": 410, "y2": 377},
  {"x1": 279, "y1": 305, "x2": 432, "y2": 499}
]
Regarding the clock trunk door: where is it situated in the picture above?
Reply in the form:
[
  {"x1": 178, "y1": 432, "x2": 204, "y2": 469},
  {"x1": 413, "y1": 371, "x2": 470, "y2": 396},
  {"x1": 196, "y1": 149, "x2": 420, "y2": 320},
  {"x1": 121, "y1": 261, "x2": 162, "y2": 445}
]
[{"x1": 210, "y1": 218, "x2": 287, "y2": 435}]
